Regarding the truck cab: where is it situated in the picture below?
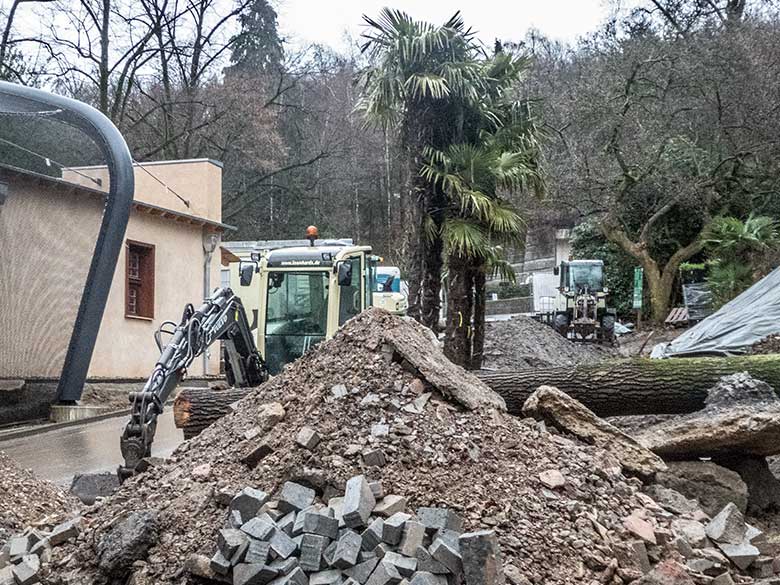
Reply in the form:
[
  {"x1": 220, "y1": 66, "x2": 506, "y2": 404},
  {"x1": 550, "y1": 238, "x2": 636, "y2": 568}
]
[{"x1": 231, "y1": 239, "x2": 373, "y2": 374}]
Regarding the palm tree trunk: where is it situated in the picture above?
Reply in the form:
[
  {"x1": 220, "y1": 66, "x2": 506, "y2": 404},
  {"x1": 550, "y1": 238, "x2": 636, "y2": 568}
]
[
  {"x1": 444, "y1": 252, "x2": 473, "y2": 366},
  {"x1": 470, "y1": 265, "x2": 487, "y2": 370}
]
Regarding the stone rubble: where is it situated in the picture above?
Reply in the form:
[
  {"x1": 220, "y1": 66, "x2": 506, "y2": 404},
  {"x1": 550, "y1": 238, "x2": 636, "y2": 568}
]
[{"x1": 186, "y1": 477, "x2": 504, "y2": 585}]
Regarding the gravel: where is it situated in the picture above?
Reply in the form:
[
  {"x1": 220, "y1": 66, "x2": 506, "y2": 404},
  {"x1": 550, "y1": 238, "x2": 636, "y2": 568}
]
[
  {"x1": 0, "y1": 451, "x2": 77, "y2": 545},
  {"x1": 482, "y1": 315, "x2": 616, "y2": 370}
]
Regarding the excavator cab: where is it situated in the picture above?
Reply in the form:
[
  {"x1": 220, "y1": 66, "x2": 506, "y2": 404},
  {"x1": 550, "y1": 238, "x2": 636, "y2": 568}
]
[{"x1": 234, "y1": 230, "x2": 376, "y2": 374}]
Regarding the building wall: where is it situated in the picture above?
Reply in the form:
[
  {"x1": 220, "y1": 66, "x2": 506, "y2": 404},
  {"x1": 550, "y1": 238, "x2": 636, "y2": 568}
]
[
  {"x1": 0, "y1": 173, "x2": 102, "y2": 378},
  {"x1": 89, "y1": 212, "x2": 221, "y2": 378},
  {"x1": 0, "y1": 171, "x2": 220, "y2": 381},
  {"x1": 62, "y1": 159, "x2": 223, "y2": 224}
]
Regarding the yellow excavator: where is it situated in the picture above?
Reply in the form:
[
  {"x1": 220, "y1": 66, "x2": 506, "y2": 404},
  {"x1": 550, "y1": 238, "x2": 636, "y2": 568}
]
[{"x1": 119, "y1": 227, "x2": 406, "y2": 479}]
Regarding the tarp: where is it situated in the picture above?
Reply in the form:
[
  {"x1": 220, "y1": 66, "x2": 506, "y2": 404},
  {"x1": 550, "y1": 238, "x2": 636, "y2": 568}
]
[{"x1": 652, "y1": 266, "x2": 780, "y2": 358}]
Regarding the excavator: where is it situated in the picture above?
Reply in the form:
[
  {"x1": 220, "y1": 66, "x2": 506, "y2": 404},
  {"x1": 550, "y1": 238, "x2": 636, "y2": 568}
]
[
  {"x1": 118, "y1": 227, "x2": 406, "y2": 480},
  {"x1": 551, "y1": 259, "x2": 617, "y2": 343}
]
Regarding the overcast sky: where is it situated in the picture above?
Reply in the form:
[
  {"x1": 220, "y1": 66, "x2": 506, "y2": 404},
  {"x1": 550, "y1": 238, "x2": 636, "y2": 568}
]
[{"x1": 276, "y1": 0, "x2": 616, "y2": 50}]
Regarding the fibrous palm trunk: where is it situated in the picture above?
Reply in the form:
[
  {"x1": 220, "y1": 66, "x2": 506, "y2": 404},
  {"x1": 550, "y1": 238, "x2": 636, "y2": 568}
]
[
  {"x1": 444, "y1": 252, "x2": 473, "y2": 366},
  {"x1": 469, "y1": 265, "x2": 486, "y2": 370}
]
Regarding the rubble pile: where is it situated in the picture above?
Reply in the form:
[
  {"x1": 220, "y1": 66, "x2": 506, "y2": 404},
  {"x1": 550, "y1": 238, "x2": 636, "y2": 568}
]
[
  {"x1": 750, "y1": 336, "x2": 780, "y2": 356},
  {"x1": 0, "y1": 518, "x2": 81, "y2": 585},
  {"x1": 46, "y1": 310, "x2": 670, "y2": 585},
  {"x1": 482, "y1": 316, "x2": 614, "y2": 370},
  {"x1": 0, "y1": 452, "x2": 75, "y2": 544},
  {"x1": 186, "y1": 476, "x2": 503, "y2": 585}
]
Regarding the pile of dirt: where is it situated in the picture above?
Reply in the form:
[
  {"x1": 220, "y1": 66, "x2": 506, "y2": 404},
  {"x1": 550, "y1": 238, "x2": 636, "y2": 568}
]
[
  {"x1": 482, "y1": 315, "x2": 615, "y2": 369},
  {"x1": 749, "y1": 334, "x2": 780, "y2": 355},
  {"x1": 49, "y1": 309, "x2": 656, "y2": 585},
  {"x1": 0, "y1": 451, "x2": 76, "y2": 544}
]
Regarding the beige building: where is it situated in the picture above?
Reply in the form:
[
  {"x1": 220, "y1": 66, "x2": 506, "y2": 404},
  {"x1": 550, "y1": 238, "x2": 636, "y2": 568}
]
[{"x1": 0, "y1": 158, "x2": 231, "y2": 386}]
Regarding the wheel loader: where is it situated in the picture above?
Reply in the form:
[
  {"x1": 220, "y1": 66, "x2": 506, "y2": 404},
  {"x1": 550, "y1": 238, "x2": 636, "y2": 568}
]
[{"x1": 551, "y1": 259, "x2": 616, "y2": 343}]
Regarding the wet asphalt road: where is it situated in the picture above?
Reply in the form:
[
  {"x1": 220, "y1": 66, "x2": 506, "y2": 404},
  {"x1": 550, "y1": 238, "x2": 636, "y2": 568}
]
[{"x1": 0, "y1": 410, "x2": 184, "y2": 486}]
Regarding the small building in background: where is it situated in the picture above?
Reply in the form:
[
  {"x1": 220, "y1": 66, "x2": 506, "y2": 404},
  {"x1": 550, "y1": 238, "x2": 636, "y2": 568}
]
[{"x1": 0, "y1": 158, "x2": 232, "y2": 423}]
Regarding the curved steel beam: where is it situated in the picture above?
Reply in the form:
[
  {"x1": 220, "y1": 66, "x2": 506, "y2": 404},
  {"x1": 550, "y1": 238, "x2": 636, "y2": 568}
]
[{"x1": 0, "y1": 81, "x2": 135, "y2": 402}]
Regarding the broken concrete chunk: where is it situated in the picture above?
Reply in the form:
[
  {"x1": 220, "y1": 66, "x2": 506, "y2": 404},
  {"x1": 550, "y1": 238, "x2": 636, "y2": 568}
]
[
  {"x1": 623, "y1": 512, "x2": 657, "y2": 545},
  {"x1": 416, "y1": 508, "x2": 463, "y2": 535},
  {"x1": 245, "y1": 540, "x2": 271, "y2": 565},
  {"x1": 8, "y1": 536, "x2": 30, "y2": 559},
  {"x1": 218, "y1": 529, "x2": 249, "y2": 562},
  {"x1": 522, "y1": 385, "x2": 667, "y2": 479},
  {"x1": 346, "y1": 558, "x2": 380, "y2": 584},
  {"x1": 310, "y1": 569, "x2": 343, "y2": 585},
  {"x1": 297, "y1": 427, "x2": 321, "y2": 450},
  {"x1": 270, "y1": 528, "x2": 299, "y2": 560},
  {"x1": 331, "y1": 384, "x2": 349, "y2": 399},
  {"x1": 362, "y1": 449, "x2": 387, "y2": 468},
  {"x1": 383, "y1": 551, "x2": 417, "y2": 577},
  {"x1": 280, "y1": 482, "x2": 317, "y2": 513},
  {"x1": 371, "y1": 424, "x2": 390, "y2": 438},
  {"x1": 302, "y1": 512, "x2": 340, "y2": 539},
  {"x1": 242, "y1": 517, "x2": 276, "y2": 541},
  {"x1": 369, "y1": 482, "x2": 384, "y2": 500},
  {"x1": 48, "y1": 518, "x2": 81, "y2": 547},
  {"x1": 656, "y1": 461, "x2": 748, "y2": 516},
  {"x1": 362, "y1": 518, "x2": 385, "y2": 552},
  {"x1": 538, "y1": 470, "x2": 565, "y2": 489},
  {"x1": 300, "y1": 534, "x2": 329, "y2": 573},
  {"x1": 11, "y1": 558, "x2": 38, "y2": 585},
  {"x1": 644, "y1": 485, "x2": 699, "y2": 516},
  {"x1": 410, "y1": 572, "x2": 447, "y2": 585},
  {"x1": 343, "y1": 476, "x2": 377, "y2": 529},
  {"x1": 706, "y1": 503, "x2": 747, "y2": 545},
  {"x1": 210, "y1": 550, "x2": 232, "y2": 576},
  {"x1": 365, "y1": 560, "x2": 403, "y2": 585},
  {"x1": 323, "y1": 541, "x2": 338, "y2": 567},
  {"x1": 382, "y1": 513, "x2": 411, "y2": 546},
  {"x1": 430, "y1": 538, "x2": 463, "y2": 575},
  {"x1": 459, "y1": 531, "x2": 504, "y2": 585},
  {"x1": 232, "y1": 488, "x2": 271, "y2": 523},
  {"x1": 373, "y1": 496, "x2": 407, "y2": 518},
  {"x1": 717, "y1": 541, "x2": 759, "y2": 570},
  {"x1": 234, "y1": 562, "x2": 279, "y2": 585},
  {"x1": 269, "y1": 557, "x2": 300, "y2": 575},
  {"x1": 332, "y1": 530, "x2": 363, "y2": 569},
  {"x1": 398, "y1": 521, "x2": 425, "y2": 558},
  {"x1": 416, "y1": 547, "x2": 450, "y2": 574}
]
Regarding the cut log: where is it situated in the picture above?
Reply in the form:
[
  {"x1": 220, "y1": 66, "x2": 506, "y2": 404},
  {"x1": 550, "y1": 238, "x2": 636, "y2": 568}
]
[
  {"x1": 173, "y1": 387, "x2": 251, "y2": 439},
  {"x1": 175, "y1": 355, "x2": 780, "y2": 437},
  {"x1": 477, "y1": 355, "x2": 780, "y2": 417}
]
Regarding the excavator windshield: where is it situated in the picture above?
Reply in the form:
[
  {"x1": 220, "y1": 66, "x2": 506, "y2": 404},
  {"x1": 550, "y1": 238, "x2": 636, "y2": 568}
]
[{"x1": 264, "y1": 270, "x2": 329, "y2": 374}]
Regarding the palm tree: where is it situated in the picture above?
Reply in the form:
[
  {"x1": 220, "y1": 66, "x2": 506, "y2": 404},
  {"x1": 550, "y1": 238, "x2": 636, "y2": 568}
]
[
  {"x1": 419, "y1": 49, "x2": 544, "y2": 367},
  {"x1": 706, "y1": 214, "x2": 779, "y2": 307},
  {"x1": 358, "y1": 8, "x2": 483, "y2": 330}
]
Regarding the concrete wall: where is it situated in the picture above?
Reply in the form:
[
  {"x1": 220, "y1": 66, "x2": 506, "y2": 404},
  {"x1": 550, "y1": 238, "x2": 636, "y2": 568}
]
[
  {"x1": 62, "y1": 159, "x2": 223, "y2": 223},
  {"x1": 0, "y1": 167, "x2": 221, "y2": 383}
]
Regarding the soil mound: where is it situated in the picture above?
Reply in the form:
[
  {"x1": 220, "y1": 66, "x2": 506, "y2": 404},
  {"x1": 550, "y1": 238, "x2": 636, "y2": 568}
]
[
  {"x1": 51, "y1": 309, "x2": 650, "y2": 585},
  {"x1": 482, "y1": 315, "x2": 614, "y2": 369}
]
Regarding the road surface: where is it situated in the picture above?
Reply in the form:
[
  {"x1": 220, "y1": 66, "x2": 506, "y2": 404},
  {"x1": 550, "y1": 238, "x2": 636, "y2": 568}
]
[{"x1": 0, "y1": 410, "x2": 183, "y2": 485}]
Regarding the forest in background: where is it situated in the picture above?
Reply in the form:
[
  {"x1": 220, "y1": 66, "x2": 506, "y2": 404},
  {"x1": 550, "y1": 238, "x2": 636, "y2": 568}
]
[{"x1": 2, "y1": 0, "x2": 780, "y2": 337}]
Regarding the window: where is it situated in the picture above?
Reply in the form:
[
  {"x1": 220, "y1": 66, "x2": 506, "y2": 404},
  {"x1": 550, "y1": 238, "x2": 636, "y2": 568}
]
[
  {"x1": 338, "y1": 257, "x2": 362, "y2": 326},
  {"x1": 125, "y1": 240, "x2": 155, "y2": 319}
]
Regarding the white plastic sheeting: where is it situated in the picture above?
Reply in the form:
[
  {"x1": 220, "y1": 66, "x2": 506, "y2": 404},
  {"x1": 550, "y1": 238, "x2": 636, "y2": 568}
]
[{"x1": 652, "y1": 266, "x2": 780, "y2": 358}]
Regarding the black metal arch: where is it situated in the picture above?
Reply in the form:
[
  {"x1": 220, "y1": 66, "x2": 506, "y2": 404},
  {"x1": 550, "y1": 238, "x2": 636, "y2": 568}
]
[{"x1": 0, "y1": 81, "x2": 135, "y2": 402}]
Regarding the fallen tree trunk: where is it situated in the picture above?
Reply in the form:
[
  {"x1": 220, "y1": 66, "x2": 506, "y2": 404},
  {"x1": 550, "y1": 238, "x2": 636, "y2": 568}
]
[
  {"x1": 175, "y1": 355, "x2": 780, "y2": 436},
  {"x1": 173, "y1": 387, "x2": 250, "y2": 439},
  {"x1": 477, "y1": 355, "x2": 780, "y2": 417}
]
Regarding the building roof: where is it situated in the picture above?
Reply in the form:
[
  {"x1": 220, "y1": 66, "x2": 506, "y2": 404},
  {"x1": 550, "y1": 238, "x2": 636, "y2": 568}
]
[{"x1": 0, "y1": 162, "x2": 235, "y2": 232}]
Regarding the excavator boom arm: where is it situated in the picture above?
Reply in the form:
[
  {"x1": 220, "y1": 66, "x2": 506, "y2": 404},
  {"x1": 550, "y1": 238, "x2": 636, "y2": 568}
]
[{"x1": 118, "y1": 288, "x2": 267, "y2": 481}]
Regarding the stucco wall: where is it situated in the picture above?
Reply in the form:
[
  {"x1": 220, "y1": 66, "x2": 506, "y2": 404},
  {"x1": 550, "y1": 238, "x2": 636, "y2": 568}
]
[
  {"x1": 62, "y1": 159, "x2": 223, "y2": 223},
  {"x1": 0, "y1": 172, "x2": 102, "y2": 378},
  {"x1": 0, "y1": 170, "x2": 220, "y2": 381},
  {"x1": 89, "y1": 212, "x2": 221, "y2": 378}
]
